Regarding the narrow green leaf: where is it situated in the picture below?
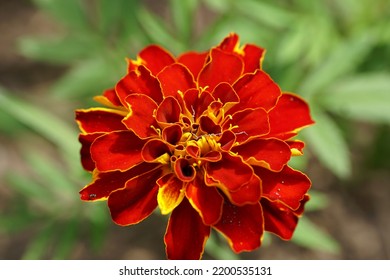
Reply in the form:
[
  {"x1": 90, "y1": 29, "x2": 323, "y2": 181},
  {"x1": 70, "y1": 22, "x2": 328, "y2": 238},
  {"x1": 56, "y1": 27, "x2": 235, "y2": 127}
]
[
  {"x1": 51, "y1": 58, "x2": 121, "y2": 98},
  {"x1": 306, "y1": 190, "x2": 329, "y2": 212},
  {"x1": 136, "y1": 7, "x2": 185, "y2": 54},
  {"x1": 22, "y1": 224, "x2": 53, "y2": 259},
  {"x1": 232, "y1": 0, "x2": 296, "y2": 29},
  {"x1": 303, "y1": 108, "x2": 351, "y2": 178},
  {"x1": 24, "y1": 150, "x2": 76, "y2": 199},
  {"x1": 205, "y1": 231, "x2": 240, "y2": 260},
  {"x1": 0, "y1": 88, "x2": 78, "y2": 162},
  {"x1": 6, "y1": 172, "x2": 52, "y2": 201},
  {"x1": 52, "y1": 219, "x2": 79, "y2": 259},
  {"x1": 170, "y1": 0, "x2": 198, "y2": 43},
  {"x1": 299, "y1": 30, "x2": 377, "y2": 98},
  {"x1": 292, "y1": 216, "x2": 341, "y2": 254},
  {"x1": 320, "y1": 73, "x2": 390, "y2": 123},
  {"x1": 32, "y1": 0, "x2": 89, "y2": 31},
  {"x1": 18, "y1": 36, "x2": 99, "y2": 65}
]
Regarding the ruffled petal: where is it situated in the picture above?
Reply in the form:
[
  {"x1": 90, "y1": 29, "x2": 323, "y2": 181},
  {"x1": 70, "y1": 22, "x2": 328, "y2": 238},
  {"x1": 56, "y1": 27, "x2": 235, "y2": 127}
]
[
  {"x1": 226, "y1": 173, "x2": 262, "y2": 206},
  {"x1": 224, "y1": 107, "x2": 269, "y2": 143},
  {"x1": 78, "y1": 133, "x2": 102, "y2": 171},
  {"x1": 156, "y1": 96, "x2": 182, "y2": 125},
  {"x1": 198, "y1": 48, "x2": 243, "y2": 92},
  {"x1": 75, "y1": 108, "x2": 127, "y2": 134},
  {"x1": 231, "y1": 70, "x2": 281, "y2": 113},
  {"x1": 286, "y1": 140, "x2": 305, "y2": 156},
  {"x1": 241, "y1": 44, "x2": 265, "y2": 73},
  {"x1": 205, "y1": 153, "x2": 253, "y2": 192},
  {"x1": 173, "y1": 157, "x2": 196, "y2": 182},
  {"x1": 232, "y1": 138, "x2": 291, "y2": 171},
  {"x1": 254, "y1": 165, "x2": 311, "y2": 210},
  {"x1": 80, "y1": 162, "x2": 160, "y2": 201},
  {"x1": 261, "y1": 195, "x2": 309, "y2": 240},
  {"x1": 157, "y1": 174, "x2": 185, "y2": 215},
  {"x1": 164, "y1": 198, "x2": 210, "y2": 259},
  {"x1": 141, "y1": 139, "x2": 171, "y2": 164},
  {"x1": 177, "y1": 51, "x2": 208, "y2": 79},
  {"x1": 122, "y1": 94, "x2": 159, "y2": 138},
  {"x1": 186, "y1": 175, "x2": 223, "y2": 225},
  {"x1": 93, "y1": 88, "x2": 123, "y2": 108},
  {"x1": 116, "y1": 65, "x2": 163, "y2": 105},
  {"x1": 183, "y1": 89, "x2": 214, "y2": 121},
  {"x1": 214, "y1": 200, "x2": 264, "y2": 253},
  {"x1": 129, "y1": 45, "x2": 175, "y2": 76},
  {"x1": 108, "y1": 168, "x2": 163, "y2": 225},
  {"x1": 217, "y1": 33, "x2": 239, "y2": 52},
  {"x1": 91, "y1": 131, "x2": 145, "y2": 172},
  {"x1": 266, "y1": 93, "x2": 315, "y2": 140},
  {"x1": 157, "y1": 63, "x2": 196, "y2": 101}
]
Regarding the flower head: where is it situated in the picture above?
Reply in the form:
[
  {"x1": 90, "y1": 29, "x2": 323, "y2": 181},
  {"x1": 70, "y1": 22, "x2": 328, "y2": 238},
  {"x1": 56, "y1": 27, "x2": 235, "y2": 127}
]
[{"x1": 76, "y1": 33, "x2": 314, "y2": 259}]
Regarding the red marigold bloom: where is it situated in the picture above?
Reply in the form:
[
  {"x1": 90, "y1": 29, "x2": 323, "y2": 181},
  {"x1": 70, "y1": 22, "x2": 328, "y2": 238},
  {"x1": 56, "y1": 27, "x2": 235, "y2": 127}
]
[{"x1": 76, "y1": 33, "x2": 314, "y2": 260}]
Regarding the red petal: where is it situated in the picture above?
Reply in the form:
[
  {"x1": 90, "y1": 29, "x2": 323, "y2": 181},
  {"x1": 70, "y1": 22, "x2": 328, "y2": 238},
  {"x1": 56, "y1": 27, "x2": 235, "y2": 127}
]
[
  {"x1": 242, "y1": 44, "x2": 265, "y2": 73},
  {"x1": 177, "y1": 51, "x2": 208, "y2": 79},
  {"x1": 186, "y1": 175, "x2": 223, "y2": 225},
  {"x1": 75, "y1": 108, "x2": 126, "y2": 134},
  {"x1": 141, "y1": 139, "x2": 171, "y2": 163},
  {"x1": 198, "y1": 48, "x2": 243, "y2": 92},
  {"x1": 231, "y1": 70, "x2": 281, "y2": 113},
  {"x1": 224, "y1": 107, "x2": 269, "y2": 143},
  {"x1": 93, "y1": 88, "x2": 122, "y2": 107},
  {"x1": 162, "y1": 124, "x2": 182, "y2": 145},
  {"x1": 214, "y1": 200, "x2": 264, "y2": 253},
  {"x1": 218, "y1": 33, "x2": 239, "y2": 52},
  {"x1": 122, "y1": 94, "x2": 159, "y2": 138},
  {"x1": 226, "y1": 174, "x2": 262, "y2": 206},
  {"x1": 157, "y1": 173, "x2": 185, "y2": 214},
  {"x1": 206, "y1": 153, "x2": 253, "y2": 192},
  {"x1": 183, "y1": 89, "x2": 214, "y2": 121},
  {"x1": 212, "y1": 83, "x2": 239, "y2": 109},
  {"x1": 232, "y1": 138, "x2": 291, "y2": 171},
  {"x1": 261, "y1": 195, "x2": 309, "y2": 240},
  {"x1": 199, "y1": 115, "x2": 221, "y2": 134},
  {"x1": 156, "y1": 96, "x2": 182, "y2": 125},
  {"x1": 78, "y1": 133, "x2": 102, "y2": 172},
  {"x1": 108, "y1": 168, "x2": 163, "y2": 225},
  {"x1": 218, "y1": 130, "x2": 236, "y2": 151},
  {"x1": 116, "y1": 65, "x2": 163, "y2": 105},
  {"x1": 91, "y1": 131, "x2": 145, "y2": 172},
  {"x1": 287, "y1": 140, "x2": 305, "y2": 156},
  {"x1": 266, "y1": 93, "x2": 315, "y2": 140},
  {"x1": 129, "y1": 45, "x2": 175, "y2": 76},
  {"x1": 80, "y1": 162, "x2": 160, "y2": 201},
  {"x1": 254, "y1": 165, "x2": 311, "y2": 210},
  {"x1": 157, "y1": 63, "x2": 196, "y2": 100},
  {"x1": 164, "y1": 198, "x2": 210, "y2": 259},
  {"x1": 173, "y1": 157, "x2": 196, "y2": 182}
]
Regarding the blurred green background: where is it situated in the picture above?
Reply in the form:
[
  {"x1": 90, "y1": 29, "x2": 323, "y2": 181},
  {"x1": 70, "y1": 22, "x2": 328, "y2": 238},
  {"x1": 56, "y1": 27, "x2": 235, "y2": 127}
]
[{"x1": 0, "y1": 0, "x2": 389, "y2": 259}]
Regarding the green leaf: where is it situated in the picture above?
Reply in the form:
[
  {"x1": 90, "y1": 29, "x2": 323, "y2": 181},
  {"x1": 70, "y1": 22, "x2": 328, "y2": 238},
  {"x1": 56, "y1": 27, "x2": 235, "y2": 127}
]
[
  {"x1": 32, "y1": 0, "x2": 89, "y2": 31},
  {"x1": 52, "y1": 219, "x2": 79, "y2": 259},
  {"x1": 24, "y1": 150, "x2": 76, "y2": 200},
  {"x1": 170, "y1": 0, "x2": 198, "y2": 43},
  {"x1": 136, "y1": 7, "x2": 185, "y2": 54},
  {"x1": 22, "y1": 224, "x2": 53, "y2": 259},
  {"x1": 205, "y1": 231, "x2": 240, "y2": 260},
  {"x1": 306, "y1": 190, "x2": 329, "y2": 212},
  {"x1": 18, "y1": 36, "x2": 100, "y2": 65},
  {"x1": 319, "y1": 73, "x2": 390, "y2": 123},
  {"x1": 299, "y1": 30, "x2": 377, "y2": 98},
  {"x1": 292, "y1": 216, "x2": 341, "y2": 254},
  {"x1": 232, "y1": 0, "x2": 296, "y2": 29},
  {"x1": 303, "y1": 107, "x2": 351, "y2": 178},
  {"x1": 0, "y1": 87, "x2": 78, "y2": 163},
  {"x1": 51, "y1": 58, "x2": 121, "y2": 98}
]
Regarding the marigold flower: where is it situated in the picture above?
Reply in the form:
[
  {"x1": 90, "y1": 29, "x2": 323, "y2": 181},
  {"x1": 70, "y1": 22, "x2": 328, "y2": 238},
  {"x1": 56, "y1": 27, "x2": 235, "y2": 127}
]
[{"x1": 76, "y1": 33, "x2": 314, "y2": 259}]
